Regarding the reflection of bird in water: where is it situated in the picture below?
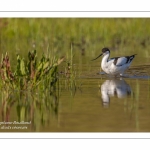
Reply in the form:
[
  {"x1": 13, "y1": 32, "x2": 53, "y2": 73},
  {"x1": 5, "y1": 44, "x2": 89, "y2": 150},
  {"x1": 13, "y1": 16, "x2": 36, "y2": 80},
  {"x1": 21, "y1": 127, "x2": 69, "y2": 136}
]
[
  {"x1": 91, "y1": 47, "x2": 136, "y2": 77},
  {"x1": 100, "y1": 79, "x2": 131, "y2": 107}
]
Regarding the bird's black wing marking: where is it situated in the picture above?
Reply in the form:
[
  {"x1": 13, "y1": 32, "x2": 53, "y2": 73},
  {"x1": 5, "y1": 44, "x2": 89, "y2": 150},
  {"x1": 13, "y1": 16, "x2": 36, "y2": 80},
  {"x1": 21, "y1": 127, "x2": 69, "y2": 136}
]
[
  {"x1": 111, "y1": 57, "x2": 127, "y2": 66},
  {"x1": 113, "y1": 57, "x2": 119, "y2": 65},
  {"x1": 111, "y1": 54, "x2": 137, "y2": 66},
  {"x1": 126, "y1": 54, "x2": 137, "y2": 63}
]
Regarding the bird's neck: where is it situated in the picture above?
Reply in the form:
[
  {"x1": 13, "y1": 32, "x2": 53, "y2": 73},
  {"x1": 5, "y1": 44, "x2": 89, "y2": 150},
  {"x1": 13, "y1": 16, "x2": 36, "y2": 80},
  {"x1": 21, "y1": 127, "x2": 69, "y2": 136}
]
[{"x1": 101, "y1": 53, "x2": 110, "y2": 64}]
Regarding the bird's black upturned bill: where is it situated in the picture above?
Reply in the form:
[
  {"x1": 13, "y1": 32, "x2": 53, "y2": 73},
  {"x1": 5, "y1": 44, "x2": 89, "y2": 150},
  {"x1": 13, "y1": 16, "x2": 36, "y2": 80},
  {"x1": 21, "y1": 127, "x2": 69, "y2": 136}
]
[{"x1": 91, "y1": 53, "x2": 103, "y2": 61}]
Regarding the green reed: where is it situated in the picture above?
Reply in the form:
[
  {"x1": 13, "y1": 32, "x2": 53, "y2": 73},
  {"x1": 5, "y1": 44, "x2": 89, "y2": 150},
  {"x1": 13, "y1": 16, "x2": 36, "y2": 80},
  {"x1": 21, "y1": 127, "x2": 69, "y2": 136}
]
[{"x1": 58, "y1": 43, "x2": 82, "y2": 98}]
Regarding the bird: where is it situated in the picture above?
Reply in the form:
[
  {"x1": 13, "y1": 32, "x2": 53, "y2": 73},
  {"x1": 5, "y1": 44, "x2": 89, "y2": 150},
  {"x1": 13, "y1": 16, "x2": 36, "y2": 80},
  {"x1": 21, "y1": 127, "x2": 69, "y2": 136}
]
[{"x1": 91, "y1": 47, "x2": 136, "y2": 77}]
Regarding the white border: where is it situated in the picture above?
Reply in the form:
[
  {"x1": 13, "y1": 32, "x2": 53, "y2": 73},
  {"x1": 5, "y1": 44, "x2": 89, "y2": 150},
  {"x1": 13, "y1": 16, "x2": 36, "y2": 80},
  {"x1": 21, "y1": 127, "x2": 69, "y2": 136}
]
[
  {"x1": 0, "y1": 12, "x2": 150, "y2": 18},
  {"x1": 0, "y1": 133, "x2": 150, "y2": 139},
  {"x1": 0, "y1": 0, "x2": 150, "y2": 12},
  {"x1": 0, "y1": 2, "x2": 150, "y2": 149}
]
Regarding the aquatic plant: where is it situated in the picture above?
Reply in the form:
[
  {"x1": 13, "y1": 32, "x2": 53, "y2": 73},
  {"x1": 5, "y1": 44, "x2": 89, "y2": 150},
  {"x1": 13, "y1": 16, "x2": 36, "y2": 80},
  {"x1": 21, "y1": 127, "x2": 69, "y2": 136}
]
[
  {"x1": 0, "y1": 50, "x2": 64, "y2": 90},
  {"x1": 0, "y1": 49, "x2": 64, "y2": 131},
  {"x1": 59, "y1": 44, "x2": 78, "y2": 92}
]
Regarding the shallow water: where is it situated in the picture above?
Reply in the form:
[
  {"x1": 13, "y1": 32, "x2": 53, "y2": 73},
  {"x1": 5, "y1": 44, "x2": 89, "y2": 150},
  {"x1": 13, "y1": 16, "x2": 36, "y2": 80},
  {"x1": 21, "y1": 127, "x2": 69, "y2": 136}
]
[
  {"x1": 1, "y1": 63, "x2": 150, "y2": 132},
  {"x1": 48, "y1": 65, "x2": 150, "y2": 132}
]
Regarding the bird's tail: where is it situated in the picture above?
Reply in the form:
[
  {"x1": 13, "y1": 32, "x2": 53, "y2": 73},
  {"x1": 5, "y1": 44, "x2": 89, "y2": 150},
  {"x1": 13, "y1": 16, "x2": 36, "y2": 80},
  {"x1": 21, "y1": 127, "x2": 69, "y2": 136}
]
[{"x1": 128, "y1": 54, "x2": 137, "y2": 63}]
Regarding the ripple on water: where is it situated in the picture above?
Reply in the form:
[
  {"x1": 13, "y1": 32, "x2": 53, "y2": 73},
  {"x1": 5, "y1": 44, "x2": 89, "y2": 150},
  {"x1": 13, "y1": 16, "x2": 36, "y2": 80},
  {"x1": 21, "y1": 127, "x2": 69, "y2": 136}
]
[{"x1": 82, "y1": 64, "x2": 150, "y2": 79}]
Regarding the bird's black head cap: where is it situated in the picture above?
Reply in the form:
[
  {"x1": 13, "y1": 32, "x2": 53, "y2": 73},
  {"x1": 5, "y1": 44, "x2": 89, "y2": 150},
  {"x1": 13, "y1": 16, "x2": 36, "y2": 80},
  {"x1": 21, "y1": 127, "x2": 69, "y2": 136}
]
[{"x1": 102, "y1": 47, "x2": 110, "y2": 53}]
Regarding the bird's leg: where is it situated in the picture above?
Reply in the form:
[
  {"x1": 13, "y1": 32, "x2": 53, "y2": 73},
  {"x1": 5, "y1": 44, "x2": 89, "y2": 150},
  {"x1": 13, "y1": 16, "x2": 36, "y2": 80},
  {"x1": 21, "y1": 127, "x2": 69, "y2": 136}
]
[
  {"x1": 120, "y1": 73, "x2": 123, "y2": 77},
  {"x1": 120, "y1": 73, "x2": 128, "y2": 78}
]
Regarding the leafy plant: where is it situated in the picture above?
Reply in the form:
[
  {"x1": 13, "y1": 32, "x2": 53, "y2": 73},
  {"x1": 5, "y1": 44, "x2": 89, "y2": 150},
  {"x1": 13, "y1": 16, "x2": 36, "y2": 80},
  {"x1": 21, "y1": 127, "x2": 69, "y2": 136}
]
[{"x1": 0, "y1": 50, "x2": 64, "y2": 90}]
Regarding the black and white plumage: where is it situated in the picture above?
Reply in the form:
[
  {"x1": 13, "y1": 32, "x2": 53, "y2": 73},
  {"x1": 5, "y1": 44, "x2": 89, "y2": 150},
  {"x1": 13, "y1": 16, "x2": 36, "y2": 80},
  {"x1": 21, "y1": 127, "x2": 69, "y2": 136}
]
[{"x1": 92, "y1": 47, "x2": 136, "y2": 76}]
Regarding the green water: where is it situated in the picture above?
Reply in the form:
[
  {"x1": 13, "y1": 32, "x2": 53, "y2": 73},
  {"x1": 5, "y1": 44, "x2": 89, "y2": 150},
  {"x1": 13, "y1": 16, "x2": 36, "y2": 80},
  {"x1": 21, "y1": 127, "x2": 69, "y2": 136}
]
[
  {"x1": 0, "y1": 18, "x2": 150, "y2": 132},
  {"x1": 1, "y1": 64, "x2": 150, "y2": 132}
]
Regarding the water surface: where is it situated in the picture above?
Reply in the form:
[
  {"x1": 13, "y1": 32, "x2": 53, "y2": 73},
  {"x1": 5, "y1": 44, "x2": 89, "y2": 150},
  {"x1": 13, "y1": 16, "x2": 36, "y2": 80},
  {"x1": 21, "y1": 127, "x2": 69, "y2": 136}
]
[{"x1": 1, "y1": 63, "x2": 150, "y2": 132}]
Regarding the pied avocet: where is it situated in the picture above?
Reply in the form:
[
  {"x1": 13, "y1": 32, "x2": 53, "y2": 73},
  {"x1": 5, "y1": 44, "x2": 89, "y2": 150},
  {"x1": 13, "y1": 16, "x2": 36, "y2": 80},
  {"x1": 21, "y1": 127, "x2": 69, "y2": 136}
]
[{"x1": 92, "y1": 47, "x2": 136, "y2": 76}]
